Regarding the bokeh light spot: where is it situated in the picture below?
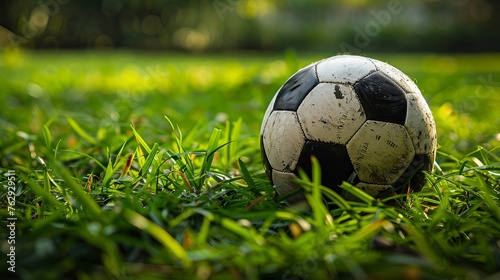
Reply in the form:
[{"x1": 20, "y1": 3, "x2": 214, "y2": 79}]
[
  {"x1": 94, "y1": 34, "x2": 114, "y2": 49},
  {"x1": 469, "y1": 0, "x2": 492, "y2": 22},
  {"x1": 173, "y1": 28, "x2": 210, "y2": 52},
  {"x1": 142, "y1": 15, "x2": 162, "y2": 36}
]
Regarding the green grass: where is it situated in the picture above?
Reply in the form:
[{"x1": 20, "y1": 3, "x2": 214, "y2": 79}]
[{"x1": 1, "y1": 48, "x2": 500, "y2": 279}]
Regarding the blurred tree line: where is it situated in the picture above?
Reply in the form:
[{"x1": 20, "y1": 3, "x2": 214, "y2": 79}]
[{"x1": 0, "y1": 0, "x2": 499, "y2": 52}]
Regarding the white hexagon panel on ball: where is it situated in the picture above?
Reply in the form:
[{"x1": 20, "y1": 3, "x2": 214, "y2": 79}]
[
  {"x1": 405, "y1": 93, "x2": 438, "y2": 155},
  {"x1": 297, "y1": 83, "x2": 366, "y2": 144},
  {"x1": 260, "y1": 93, "x2": 277, "y2": 136},
  {"x1": 261, "y1": 110, "x2": 305, "y2": 172},
  {"x1": 347, "y1": 120, "x2": 415, "y2": 184},
  {"x1": 272, "y1": 169, "x2": 304, "y2": 203},
  {"x1": 317, "y1": 55, "x2": 377, "y2": 84}
]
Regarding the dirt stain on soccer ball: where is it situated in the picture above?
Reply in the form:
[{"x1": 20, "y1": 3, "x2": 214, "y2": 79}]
[{"x1": 334, "y1": 84, "x2": 344, "y2": 99}]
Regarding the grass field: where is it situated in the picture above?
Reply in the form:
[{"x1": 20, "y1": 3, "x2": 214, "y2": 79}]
[{"x1": 1, "y1": 49, "x2": 500, "y2": 279}]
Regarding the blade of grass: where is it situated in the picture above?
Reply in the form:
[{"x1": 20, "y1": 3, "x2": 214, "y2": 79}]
[
  {"x1": 238, "y1": 157, "x2": 256, "y2": 190},
  {"x1": 223, "y1": 118, "x2": 242, "y2": 168},
  {"x1": 123, "y1": 208, "x2": 192, "y2": 267},
  {"x1": 474, "y1": 171, "x2": 500, "y2": 221},
  {"x1": 42, "y1": 124, "x2": 52, "y2": 150},
  {"x1": 52, "y1": 161, "x2": 109, "y2": 224},
  {"x1": 21, "y1": 173, "x2": 64, "y2": 210},
  {"x1": 339, "y1": 182, "x2": 376, "y2": 204},
  {"x1": 298, "y1": 157, "x2": 334, "y2": 228},
  {"x1": 130, "y1": 123, "x2": 151, "y2": 153},
  {"x1": 318, "y1": 184, "x2": 352, "y2": 211},
  {"x1": 194, "y1": 209, "x2": 214, "y2": 247},
  {"x1": 66, "y1": 116, "x2": 97, "y2": 144},
  {"x1": 348, "y1": 219, "x2": 390, "y2": 244},
  {"x1": 165, "y1": 115, "x2": 184, "y2": 154},
  {"x1": 120, "y1": 153, "x2": 134, "y2": 178},
  {"x1": 427, "y1": 180, "x2": 451, "y2": 230},
  {"x1": 113, "y1": 139, "x2": 132, "y2": 166},
  {"x1": 101, "y1": 158, "x2": 116, "y2": 188},
  {"x1": 139, "y1": 142, "x2": 159, "y2": 176},
  {"x1": 220, "y1": 217, "x2": 265, "y2": 245},
  {"x1": 198, "y1": 128, "x2": 221, "y2": 188},
  {"x1": 42, "y1": 166, "x2": 50, "y2": 215},
  {"x1": 168, "y1": 208, "x2": 197, "y2": 228},
  {"x1": 58, "y1": 149, "x2": 106, "y2": 171}
]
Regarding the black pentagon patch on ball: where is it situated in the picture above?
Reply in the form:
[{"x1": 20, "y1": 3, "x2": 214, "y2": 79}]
[
  {"x1": 260, "y1": 135, "x2": 273, "y2": 184},
  {"x1": 273, "y1": 64, "x2": 319, "y2": 111},
  {"x1": 297, "y1": 141, "x2": 355, "y2": 195},
  {"x1": 392, "y1": 153, "x2": 433, "y2": 193},
  {"x1": 354, "y1": 72, "x2": 407, "y2": 125}
]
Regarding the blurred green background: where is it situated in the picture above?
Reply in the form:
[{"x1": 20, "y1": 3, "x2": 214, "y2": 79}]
[{"x1": 1, "y1": 0, "x2": 499, "y2": 53}]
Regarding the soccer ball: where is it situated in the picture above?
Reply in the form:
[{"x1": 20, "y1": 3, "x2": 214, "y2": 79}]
[{"x1": 260, "y1": 55, "x2": 437, "y2": 203}]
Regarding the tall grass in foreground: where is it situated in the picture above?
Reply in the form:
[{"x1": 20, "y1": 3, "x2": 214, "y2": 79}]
[{"x1": 1, "y1": 116, "x2": 499, "y2": 279}]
